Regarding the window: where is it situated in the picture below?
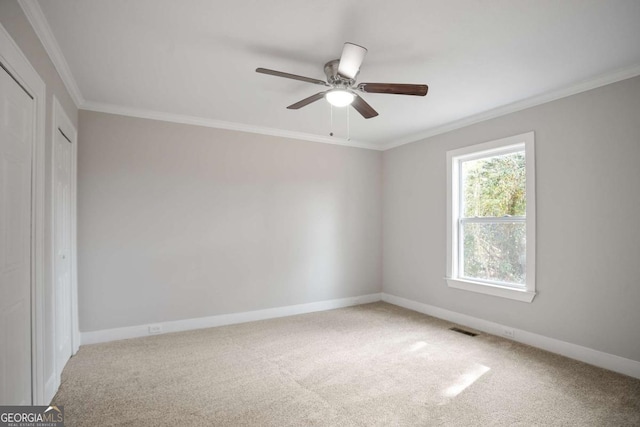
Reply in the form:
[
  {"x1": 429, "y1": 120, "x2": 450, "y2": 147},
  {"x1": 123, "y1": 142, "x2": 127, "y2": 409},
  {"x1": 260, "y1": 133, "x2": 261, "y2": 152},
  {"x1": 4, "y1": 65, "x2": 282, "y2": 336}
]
[{"x1": 446, "y1": 132, "x2": 536, "y2": 302}]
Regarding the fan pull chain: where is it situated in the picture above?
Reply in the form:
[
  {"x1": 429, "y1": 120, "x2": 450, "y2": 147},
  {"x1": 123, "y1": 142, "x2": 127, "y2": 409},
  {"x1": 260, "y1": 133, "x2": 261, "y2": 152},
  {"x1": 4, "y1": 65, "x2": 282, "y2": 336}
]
[
  {"x1": 329, "y1": 104, "x2": 334, "y2": 137},
  {"x1": 347, "y1": 106, "x2": 351, "y2": 141}
]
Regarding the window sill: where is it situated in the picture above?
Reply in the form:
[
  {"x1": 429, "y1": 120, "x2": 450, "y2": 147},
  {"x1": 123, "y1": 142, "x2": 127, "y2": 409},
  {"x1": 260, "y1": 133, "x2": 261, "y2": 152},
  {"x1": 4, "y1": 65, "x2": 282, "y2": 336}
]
[{"x1": 445, "y1": 278, "x2": 536, "y2": 303}]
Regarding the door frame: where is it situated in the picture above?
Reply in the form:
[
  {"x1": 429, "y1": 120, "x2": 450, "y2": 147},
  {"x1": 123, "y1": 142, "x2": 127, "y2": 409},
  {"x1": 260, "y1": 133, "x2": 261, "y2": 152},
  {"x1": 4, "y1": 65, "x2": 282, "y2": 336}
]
[
  {"x1": 51, "y1": 96, "x2": 79, "y2": 372},
  {"x1": 0, "y1": 23, "x2": 47, "y2": 405}
]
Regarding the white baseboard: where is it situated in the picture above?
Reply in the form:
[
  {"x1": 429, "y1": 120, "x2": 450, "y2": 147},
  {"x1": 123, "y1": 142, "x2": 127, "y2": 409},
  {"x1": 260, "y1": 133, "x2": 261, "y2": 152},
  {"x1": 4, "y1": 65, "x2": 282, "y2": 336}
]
[
  {"x1": 81, "y1": 293, "x2": 382, "y2": 345},
  {"x1": 381, "y1": 293, "x2": 640, "y2": 380},
  {"x1": 81, "y1": 291, "x2": 640, "y2": 379}
]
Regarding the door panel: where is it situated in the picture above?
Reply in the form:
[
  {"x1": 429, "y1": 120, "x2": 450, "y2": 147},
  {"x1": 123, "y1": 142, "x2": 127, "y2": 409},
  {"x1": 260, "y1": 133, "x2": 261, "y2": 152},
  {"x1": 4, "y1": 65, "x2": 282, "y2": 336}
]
[{"x1": 0, "y1": 65, "x2": 34, "y2": 405}]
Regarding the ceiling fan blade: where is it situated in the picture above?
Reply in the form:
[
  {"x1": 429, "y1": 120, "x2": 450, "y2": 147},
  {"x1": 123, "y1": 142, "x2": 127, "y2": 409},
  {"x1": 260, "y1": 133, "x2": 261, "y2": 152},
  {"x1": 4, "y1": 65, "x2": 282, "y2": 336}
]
[
  {"x1": 358, "y1": 83, "x2": 428, "y2": 96},
  {"x1": 256, "y1": 68, "x2": 329, "y2": 86},
  {"x1": 287, "y1": 91, "x2": 329, "y2": 109},
  {"x1": 351, "y1": 94, "x2": 378, "y2": 119},
  {"x1": 337, "y1": 42, "x2": 367, "y2": 79}
]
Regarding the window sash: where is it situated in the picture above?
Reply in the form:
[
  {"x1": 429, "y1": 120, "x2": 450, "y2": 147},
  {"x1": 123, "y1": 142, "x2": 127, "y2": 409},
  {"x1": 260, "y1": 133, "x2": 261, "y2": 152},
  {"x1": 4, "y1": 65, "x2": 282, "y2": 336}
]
[
  {"x1": 457, "y1": 149, "x2": 526, "y2": 220},
  {"x1": 457, "y1": 216, "x2": 527, "y2": 288}
]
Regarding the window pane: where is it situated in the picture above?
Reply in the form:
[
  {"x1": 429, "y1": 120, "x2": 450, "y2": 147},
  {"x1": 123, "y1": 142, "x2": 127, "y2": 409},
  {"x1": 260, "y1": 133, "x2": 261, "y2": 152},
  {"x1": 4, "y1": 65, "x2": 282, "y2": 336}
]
[
  {"x1": 461, "y1": 221, "x2": 526, "y2": 286},
  {"x1": 461, "y1": 151, "x2": 526, "y2": 217}
]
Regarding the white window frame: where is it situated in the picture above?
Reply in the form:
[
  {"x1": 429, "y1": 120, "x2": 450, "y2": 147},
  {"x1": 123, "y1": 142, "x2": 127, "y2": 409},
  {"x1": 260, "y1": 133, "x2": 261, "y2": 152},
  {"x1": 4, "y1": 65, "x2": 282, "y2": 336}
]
[{"x1": 446, "y1": 132, "x2": 536, "y2": 303}]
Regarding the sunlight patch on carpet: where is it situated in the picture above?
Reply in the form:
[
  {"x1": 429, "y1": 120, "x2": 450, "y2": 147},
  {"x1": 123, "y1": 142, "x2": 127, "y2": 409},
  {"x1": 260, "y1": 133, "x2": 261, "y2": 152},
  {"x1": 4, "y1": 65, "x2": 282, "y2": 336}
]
[
  {"x1": 408, "y1": 341, "x2": 428, "y2": 352},
  {"x1": 442, "y1": 364, "x2": 490, "y2": 398}
]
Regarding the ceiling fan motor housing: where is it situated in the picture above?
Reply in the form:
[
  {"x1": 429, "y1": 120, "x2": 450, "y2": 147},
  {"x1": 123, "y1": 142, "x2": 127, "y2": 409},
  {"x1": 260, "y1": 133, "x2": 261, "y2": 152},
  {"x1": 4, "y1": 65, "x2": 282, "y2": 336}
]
[{"x1": 324, "y1": 59, "x2": 356, "y2": 88}]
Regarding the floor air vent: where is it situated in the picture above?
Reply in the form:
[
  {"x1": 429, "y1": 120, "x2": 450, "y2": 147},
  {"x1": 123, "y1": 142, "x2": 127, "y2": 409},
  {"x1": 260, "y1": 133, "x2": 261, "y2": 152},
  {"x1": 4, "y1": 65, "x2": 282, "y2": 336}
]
[{"x1": 449, "y1": 327, "x2": 478, "y2": 337}]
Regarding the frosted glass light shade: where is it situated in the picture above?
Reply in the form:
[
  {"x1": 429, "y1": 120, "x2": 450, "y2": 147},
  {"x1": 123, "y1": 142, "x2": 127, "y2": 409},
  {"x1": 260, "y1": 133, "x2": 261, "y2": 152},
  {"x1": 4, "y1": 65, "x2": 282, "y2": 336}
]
[{"x1": 326, "y1": 90, "x2": 355, "y2": 107}]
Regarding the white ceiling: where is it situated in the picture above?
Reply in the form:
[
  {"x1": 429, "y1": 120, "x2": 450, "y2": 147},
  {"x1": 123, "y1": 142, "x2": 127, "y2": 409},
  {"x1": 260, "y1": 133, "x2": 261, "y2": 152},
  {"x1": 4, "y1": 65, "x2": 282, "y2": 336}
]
[{"x1": 33, "y1": 0, "x2": 640, "y2": 149}]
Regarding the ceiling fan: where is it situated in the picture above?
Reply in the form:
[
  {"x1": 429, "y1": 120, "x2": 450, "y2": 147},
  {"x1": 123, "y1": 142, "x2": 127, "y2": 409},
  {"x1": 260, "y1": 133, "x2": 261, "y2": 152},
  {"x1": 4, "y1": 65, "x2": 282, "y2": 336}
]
[{"x1": 256, "y1": 42, "x2": 428, "y2": 119}]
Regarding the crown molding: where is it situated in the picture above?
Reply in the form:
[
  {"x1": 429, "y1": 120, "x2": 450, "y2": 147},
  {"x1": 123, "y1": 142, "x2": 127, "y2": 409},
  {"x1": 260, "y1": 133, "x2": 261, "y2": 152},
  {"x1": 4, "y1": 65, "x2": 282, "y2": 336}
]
[
  {"x1": 81, "y1": 101, "x2": 381, "y2": 150},
  {"x1": 82, "y1": 63, "x2": 640, "y2": 152},
  {"x1": 18, "y1": 0, "x2": 84, "y2": 107},
  {"x1": 382, "y1": 63, "x2": 640, "y2": 151}
]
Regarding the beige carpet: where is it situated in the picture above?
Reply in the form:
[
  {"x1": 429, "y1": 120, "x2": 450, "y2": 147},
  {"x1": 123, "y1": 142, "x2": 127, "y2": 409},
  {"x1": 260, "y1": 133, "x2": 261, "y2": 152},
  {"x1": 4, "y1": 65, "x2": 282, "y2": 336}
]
[{"x1": 53, "y1": 302, "x2": 640, "y2": 426}]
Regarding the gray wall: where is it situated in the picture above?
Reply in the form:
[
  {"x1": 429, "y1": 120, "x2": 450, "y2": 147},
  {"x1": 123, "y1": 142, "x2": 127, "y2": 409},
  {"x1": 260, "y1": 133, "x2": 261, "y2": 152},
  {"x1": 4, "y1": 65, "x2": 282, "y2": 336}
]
[
  {"x1": 0, "y1": 0, "x2": 78, "y2": 397},
  {"x1": 383, "y1": 75, "x2": 640, "y2": 362},
  {"x1": 78, "y1": 111, "x2": 382, "y2": 332}
]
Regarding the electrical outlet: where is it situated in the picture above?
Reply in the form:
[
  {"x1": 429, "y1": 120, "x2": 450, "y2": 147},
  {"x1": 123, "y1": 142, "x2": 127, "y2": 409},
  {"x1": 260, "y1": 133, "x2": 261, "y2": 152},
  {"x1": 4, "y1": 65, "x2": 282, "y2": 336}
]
[
  {"x1": 502, "y1": 328, "x2": 515, "y2": 339},
  {"x1": 148, "y1": 324, "x2": 162, "y2": 335}
]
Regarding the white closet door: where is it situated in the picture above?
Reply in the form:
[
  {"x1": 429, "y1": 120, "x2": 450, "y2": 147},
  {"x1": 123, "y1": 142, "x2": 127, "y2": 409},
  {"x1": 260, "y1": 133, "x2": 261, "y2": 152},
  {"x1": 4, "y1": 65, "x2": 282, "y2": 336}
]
[
  {"x1": 54, "y1": 127, "x2": 72, "y2": 381},
  {"x1": 0, "y1": 64, "x2": 34, "y2": 405}
]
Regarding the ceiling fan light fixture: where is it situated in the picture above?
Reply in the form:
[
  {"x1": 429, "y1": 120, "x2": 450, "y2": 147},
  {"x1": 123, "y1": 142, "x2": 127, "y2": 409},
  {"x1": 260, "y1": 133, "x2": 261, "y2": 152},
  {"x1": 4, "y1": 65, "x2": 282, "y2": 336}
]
[{"x1": 325, "y1": 89, "x2": 354, "y2": 107}]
